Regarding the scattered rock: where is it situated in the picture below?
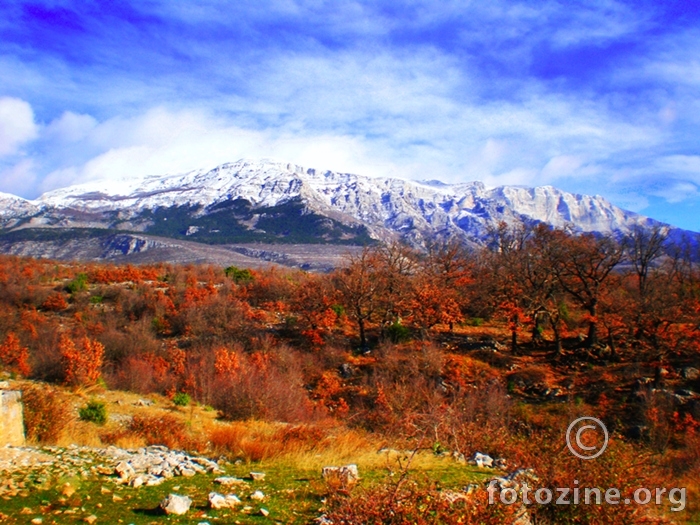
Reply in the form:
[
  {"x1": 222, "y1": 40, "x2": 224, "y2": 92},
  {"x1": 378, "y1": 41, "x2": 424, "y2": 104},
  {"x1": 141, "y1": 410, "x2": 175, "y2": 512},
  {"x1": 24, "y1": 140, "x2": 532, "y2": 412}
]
[
  {"x1": 250, "y1": 490, "x2": 266, "y2": 501},
  {"x1": 322, "y1": 464, "x2": 359, "y2": 488},
  {"x1": 61, "y1": 483, "x2": 76, "y2": 497},
  {"x1": 463, "y1": 483, "x2": 479, "y2": 494},
  {"x1": 489, "y1": 468, "x2": 539, "y2": 491},
  {"x1": 468, "y1": 452, "x2": 493, "y2": 468},
  {"x1": 208, "y1": 492, "x2": 242, "y2": 509},
  {"x1": 260, "y1": 508, "x2": 270, "y2": 517},
  {"x1": 115, "y1": 461, "x2": 135, "y2": 481},
  {"x1": 84, "y1": 515, "x2": 98, "y2": 524},
  {"x1": 440, "y1": 490, "x2": 468, "y2": 504},
  {"x1": 339, "y1": 363, "x2": 354, "y2": 378},
  {"x1": 31, "y1": 518, "x2": 43, "y2": 524},
  {"x1": 131, "y1": 476, "x2": 144, "y2": 488},
  {"x1": 160, "y1": 494, "x2": 192, "y2": 515},
  {"x1": 249, "y1": 472, "x2": 266, "y2": 481},
  {"x1": 214, "y1": 476, "x2": 245, "y2": 486}
]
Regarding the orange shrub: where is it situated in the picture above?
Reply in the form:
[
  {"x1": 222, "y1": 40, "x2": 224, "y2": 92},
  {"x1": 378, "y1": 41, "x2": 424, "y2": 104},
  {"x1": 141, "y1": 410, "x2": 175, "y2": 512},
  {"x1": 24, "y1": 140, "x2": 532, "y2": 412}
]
[
  {"x1": 126, "y1": 414, "x2": 204, "y2": 452},
  {"x1": 0, "y1": 332, "x2": 31, "y2": 376},
  {"x1": 60, "y1": 334, "x2": 104, "y2": 386},
  {"x1": 42, "y1": 292, "x2": 68, "y2": 311},
  {"x1": 22, "y1": 384, "x2": 73, "y2": 444}
]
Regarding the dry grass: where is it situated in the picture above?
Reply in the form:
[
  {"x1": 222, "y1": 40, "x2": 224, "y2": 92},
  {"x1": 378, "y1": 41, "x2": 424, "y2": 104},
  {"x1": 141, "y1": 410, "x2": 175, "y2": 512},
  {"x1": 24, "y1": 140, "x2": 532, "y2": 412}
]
[{"x1": 207, "y1": 419, "x2": 375, "y2": 464}]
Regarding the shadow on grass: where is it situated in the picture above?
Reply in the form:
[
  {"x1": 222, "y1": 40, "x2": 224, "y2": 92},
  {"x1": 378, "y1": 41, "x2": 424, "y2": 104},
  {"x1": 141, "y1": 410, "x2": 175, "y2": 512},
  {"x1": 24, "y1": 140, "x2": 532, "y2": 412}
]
[{"x1": 131, "y1": 507, "x2": 163, "y2": 516}]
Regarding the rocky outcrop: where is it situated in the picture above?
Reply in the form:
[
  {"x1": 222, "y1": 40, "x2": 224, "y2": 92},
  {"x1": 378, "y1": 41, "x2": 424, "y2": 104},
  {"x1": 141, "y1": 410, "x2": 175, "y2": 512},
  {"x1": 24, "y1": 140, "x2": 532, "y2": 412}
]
[{"x1": 0, "y1": 390, "x2": 25, "y2": 446}]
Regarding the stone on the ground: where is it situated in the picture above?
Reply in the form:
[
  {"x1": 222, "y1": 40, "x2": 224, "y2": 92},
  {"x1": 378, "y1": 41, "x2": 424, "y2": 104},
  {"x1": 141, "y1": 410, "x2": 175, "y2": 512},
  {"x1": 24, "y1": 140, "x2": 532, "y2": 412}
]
[
  {"x1": 468, "y1": 452, "x2": 493, "y2": 468},
  {"x1": 440, "y1": 490, "x2": 468, "y2": 504},
  {"x1": 84, "y1": 515, "x2": 98, "y2": 524},
  {"x1": 214, "y1": 476, "x2": 245, "y2": 486},
  {"x1": 160, "y1": 494, "x2": 192, "y2": 515},
  {"x1": 115, "y1": 461, "x2": 135, "y2": 480},
  {"x1": 131, "y1": 476, "x2": 144, "y2": 488},
  {"x1": 208, "y1": 491, "x2": 241, "y2": 509},
  {"x1": 250, "y1": 490, "x2": 265, "y2": 501},
  {"x1": 250, "y1": 471, "x2": 265, "y2": 481},
  {"x1": 260, "y1": 508, "x2": 270, "y2": 517},
  {"x1": 322, "y1": 464, "x2": 359, "y2": 488}
]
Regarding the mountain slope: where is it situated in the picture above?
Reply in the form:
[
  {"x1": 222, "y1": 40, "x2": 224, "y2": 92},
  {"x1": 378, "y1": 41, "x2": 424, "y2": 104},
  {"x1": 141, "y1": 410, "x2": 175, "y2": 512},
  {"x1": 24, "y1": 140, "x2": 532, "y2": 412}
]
[{"x1": 0, "y1": 159, "x2": 686, "y2": 264}]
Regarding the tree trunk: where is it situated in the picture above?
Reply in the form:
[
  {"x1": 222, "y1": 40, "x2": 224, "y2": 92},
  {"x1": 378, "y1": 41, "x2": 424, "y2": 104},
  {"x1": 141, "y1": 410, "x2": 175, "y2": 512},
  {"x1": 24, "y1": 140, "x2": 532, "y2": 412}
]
[
  {"x1": 553, "y1": 323, "x2": 563, "y2": 356},
  {"x1": 607, "y1": 332, "x2": 617, "y2": 358},
  {"x1": 586, "y1": 302, "x2": 598, "y2": 347},
  {"x1": 358, "y1": 317, "x2": 367, "y2": 351},
  {"x1": 531, "y1": 314, "x2": 543, "y2": 345}
]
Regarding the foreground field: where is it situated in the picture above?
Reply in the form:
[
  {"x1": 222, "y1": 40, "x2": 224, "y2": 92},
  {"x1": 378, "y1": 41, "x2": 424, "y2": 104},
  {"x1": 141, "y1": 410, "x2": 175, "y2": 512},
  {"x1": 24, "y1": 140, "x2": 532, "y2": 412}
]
[{"x1": 0, "y1": 382, "x2": 491, "y2": 525}]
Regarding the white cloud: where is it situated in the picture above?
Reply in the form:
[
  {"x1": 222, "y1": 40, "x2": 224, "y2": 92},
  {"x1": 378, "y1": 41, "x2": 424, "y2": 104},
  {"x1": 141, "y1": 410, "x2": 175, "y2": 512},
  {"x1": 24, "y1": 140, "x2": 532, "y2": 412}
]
[
  {"x1": 655, "y1": 155, "x2": 700, "y2": 177},
  {"x1": 44, "y1": 111, "x2": 98, "y2": 143},
  {"x1": 0, "y1": 159, "x2": 37, "y2": 195},
  {"x1": 540, "y1": 155, "x2": 583, "y2": 181},
  {"x1": 0, "y1": 97, "x2": 38, "y2": 156},
  {"x1": 652, "y1": 181, "x2": 699, "y2": 203},
  {"x1": 37, "y1": 107, "x2": 410, "y2": 193}
]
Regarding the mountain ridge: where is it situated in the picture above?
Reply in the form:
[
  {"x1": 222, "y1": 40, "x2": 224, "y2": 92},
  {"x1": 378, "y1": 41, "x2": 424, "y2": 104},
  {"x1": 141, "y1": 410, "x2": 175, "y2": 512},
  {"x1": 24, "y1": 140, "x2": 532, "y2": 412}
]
[{"x1": 0, "y1": 158, "x2": 693, "y2": 266}]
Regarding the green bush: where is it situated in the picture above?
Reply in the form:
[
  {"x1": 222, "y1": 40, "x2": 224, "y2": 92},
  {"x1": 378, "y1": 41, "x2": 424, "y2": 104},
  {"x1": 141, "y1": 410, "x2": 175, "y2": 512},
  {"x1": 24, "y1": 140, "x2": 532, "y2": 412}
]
[
  {"x1": 66, "y1": 273, "x2": 88, "y2": 293},
  {"x1": 79, "y1": 400, "x2": 107, "y2": 425},
  {"x1": 386, "y1": 321, "x2": 411, "y2": 343},
  {"x1": 224, "y1": 266, "x2": 254, "y2": 284},
  {"x1": 330, "y1": 304, "x2": 345, "y2": 317},
  {"x1": 173, "y1": 392, "x2": 191, "y2": 407}
]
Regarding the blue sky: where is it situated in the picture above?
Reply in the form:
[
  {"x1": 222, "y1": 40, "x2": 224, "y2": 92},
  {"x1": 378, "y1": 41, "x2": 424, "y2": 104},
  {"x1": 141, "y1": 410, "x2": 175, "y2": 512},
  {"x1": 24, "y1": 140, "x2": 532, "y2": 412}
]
[{"x1": 1, "y1": 1, "x2": 699, "y2": 231}]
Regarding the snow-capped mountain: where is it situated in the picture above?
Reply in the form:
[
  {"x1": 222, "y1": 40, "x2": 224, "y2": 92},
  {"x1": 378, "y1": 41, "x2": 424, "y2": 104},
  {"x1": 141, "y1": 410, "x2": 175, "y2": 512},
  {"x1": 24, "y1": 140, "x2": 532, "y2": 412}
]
[{"x1": 0, "y1": 159, "x2": 682, "y2": 264}]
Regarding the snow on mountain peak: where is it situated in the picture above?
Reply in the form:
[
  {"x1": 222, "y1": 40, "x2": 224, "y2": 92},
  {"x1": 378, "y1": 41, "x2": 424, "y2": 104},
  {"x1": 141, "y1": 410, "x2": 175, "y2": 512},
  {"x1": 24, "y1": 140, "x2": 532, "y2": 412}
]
[{"x1": 0, "y1": 158, "x2": 664, "y2": 245}]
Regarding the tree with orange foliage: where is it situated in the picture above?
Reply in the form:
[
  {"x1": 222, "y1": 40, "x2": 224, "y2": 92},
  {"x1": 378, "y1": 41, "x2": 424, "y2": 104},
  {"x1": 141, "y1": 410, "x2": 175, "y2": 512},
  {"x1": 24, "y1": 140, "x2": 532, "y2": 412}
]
[
  {"x1": 412, "y1": 240, "x2": 473, "y2": 333},
  {"x1": 549, "y1": 231, "x2": 625, "y2": 347},
  {"x1": 0, "y1": 332, "x2": 31, "y2": 376},
  {"x1": 214, "y1": 346, "x2": 241, "y2": 378},
  {"x1": 59, "y1": 334, "x2": 104, "y2": 386},
  {"x1": 407, "y1": 279, "x2": 462, "y2": 335},
  {"x1": 290, "y1": 274, "x2": 339, "y2": 347},
  {"x1": 334, "y1": 247, "x2": 390, "y2": 350}
]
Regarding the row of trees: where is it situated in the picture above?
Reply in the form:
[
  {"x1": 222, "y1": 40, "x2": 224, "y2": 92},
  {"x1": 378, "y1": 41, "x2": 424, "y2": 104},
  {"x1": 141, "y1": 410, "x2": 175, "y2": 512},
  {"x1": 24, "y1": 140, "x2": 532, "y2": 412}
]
[
  {"x1": 333, "y1": 224, "x2": 699, "y2": 357},
  {"x1": 0, "y1": 223, "x2": 698, "y2": 395}
]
